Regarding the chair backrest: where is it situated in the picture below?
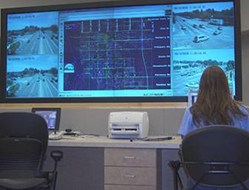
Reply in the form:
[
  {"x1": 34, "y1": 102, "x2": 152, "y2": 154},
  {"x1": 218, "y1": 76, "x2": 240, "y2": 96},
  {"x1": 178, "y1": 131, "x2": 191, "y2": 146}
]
[
  {"x1": 0, "y1": 112, "x2": 48, "y2": 178},
  {"x1": 181, "y1": 125, "x2": 249, "y2": 187}
]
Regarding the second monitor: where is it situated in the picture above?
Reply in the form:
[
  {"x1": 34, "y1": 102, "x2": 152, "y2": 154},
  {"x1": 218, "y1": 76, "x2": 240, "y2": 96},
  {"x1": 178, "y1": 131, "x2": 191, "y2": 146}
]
[{"x1": 32, "y1": 108, "x2": 61, "y2": 131}]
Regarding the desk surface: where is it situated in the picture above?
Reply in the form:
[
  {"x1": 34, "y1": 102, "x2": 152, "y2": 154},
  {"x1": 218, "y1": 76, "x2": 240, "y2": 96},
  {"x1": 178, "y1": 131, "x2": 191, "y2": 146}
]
[{"x1": 48, "y1": 135, "x2": 181, "y2": 149}]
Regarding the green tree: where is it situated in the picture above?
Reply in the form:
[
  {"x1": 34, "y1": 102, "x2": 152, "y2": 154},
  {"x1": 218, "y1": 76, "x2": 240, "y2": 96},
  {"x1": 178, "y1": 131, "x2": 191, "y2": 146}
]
[
  {"x1": 226, "y1": 60, "x2": 235, "y2": 71},
  {"x1": 49, "y1": 68, "x2": 58, "y2": 75},
  {"x1": 51, "y1": 25, "x2": 58, "y2": 33}
]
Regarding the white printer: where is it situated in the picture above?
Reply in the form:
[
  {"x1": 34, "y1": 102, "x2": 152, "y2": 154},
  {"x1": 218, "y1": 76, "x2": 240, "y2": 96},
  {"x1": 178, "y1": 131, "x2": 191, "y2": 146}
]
[{"x1": 108, "y1": 112, "x2": 149, "y2": 139}]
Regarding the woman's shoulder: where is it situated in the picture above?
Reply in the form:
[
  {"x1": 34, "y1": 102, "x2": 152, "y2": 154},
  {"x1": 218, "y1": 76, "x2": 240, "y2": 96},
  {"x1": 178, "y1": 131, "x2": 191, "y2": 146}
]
[
  {"x1": 184, "y1": 106, "x2": 192, "y2": 115},
  {"x1": 237, "y1": 104, "x2": 249, "y2": 114}
]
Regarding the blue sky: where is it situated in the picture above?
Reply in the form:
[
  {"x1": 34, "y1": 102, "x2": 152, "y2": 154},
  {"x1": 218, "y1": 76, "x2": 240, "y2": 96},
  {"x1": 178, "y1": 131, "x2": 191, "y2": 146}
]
[
  {"x1": 8, "y1": 12, "x2": 58, "y2": 31},
  {"x1": 173, "y1": 49, "x2": 235, "y2": 62},
  {"x1": 7, "y1": 55, "x2": 58, "y2": 72},
  {"x1": 173, "y1": 2, "x2": 234, "y2": 13}
]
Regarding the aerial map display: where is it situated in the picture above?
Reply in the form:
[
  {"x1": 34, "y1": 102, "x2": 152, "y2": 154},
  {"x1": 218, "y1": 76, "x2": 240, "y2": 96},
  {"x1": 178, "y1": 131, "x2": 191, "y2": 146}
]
[{"x1": 63, "y1": 17, "x2": 171, "y2": 91}]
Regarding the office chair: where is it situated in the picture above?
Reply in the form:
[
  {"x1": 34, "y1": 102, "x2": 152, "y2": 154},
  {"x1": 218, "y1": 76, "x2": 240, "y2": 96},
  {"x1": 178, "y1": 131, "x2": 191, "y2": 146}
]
[
  {"x1": 169, "y1": 125, "x2": 249, "y2": 190},
  {"x1": 0, "y1": 112, "x2": 63, "y2": 190}
]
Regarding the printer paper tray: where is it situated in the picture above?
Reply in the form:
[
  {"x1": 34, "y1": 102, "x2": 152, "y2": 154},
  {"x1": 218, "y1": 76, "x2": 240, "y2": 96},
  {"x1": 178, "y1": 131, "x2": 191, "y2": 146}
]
[{"x1": 110, "y1": 131, "x2": 139, "y2": 135}]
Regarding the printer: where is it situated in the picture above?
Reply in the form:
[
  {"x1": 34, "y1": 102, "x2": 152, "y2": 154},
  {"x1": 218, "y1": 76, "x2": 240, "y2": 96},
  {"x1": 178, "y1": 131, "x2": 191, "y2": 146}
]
[{"x1": 108, "y1": 112, "x2": 149, "y2": 139}]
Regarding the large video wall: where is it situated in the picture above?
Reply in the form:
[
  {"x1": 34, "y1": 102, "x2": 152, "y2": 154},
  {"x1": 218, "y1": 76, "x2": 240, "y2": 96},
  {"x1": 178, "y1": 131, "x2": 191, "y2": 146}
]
[{"x1": 1, "y1": 0, "x2": 241, "y2": 102}]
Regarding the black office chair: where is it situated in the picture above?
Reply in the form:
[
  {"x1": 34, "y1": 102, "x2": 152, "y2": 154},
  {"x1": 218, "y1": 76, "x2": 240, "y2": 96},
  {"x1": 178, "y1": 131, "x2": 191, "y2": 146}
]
[
  {"x1": 169, "y1": 125, "x2": 249, "y2": 190},
  {"x1": 0, "y1": 112, "x2": 63, "y2": 190}
]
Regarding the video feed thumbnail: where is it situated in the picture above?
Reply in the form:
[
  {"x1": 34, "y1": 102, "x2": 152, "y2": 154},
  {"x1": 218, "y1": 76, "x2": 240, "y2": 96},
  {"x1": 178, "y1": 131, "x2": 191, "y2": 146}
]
[
  {"x1": 7, "y1": 12, "x2": 59, "y2": 55},
  {"x1": 172, "y1": 49, "x2": 235, "y2": 96},
  {"x1": 6, "y1": 55, "x2": 58, "y2": 98},
  {"x1": 172, "y1": 2, "x2": 234, "y2": 50}
]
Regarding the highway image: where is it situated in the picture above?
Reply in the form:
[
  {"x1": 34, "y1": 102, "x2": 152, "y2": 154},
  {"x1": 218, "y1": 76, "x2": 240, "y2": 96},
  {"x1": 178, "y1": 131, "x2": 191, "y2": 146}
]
[
  {"x1": 172, "y1": 60, "x2": 235, "y2": 96},
  {"x1": 7, "y1": 30, "x2": 58, "y2": 55},
  {"x1": 7, "y1": 12, "x2": 59, "y2": 55},
  {"x1": 172, "y1": 1, "x2": 234, "y2": 50},
  {"x1": 6, "y1": 54, "x2": 58, "y2": 98},
  {"x1": 172, "y1": 63, "x2": 204, "y2": 96},
  {"x1": 173, "y1": 15, "x2": 234, "y2": 50},
  {"x1": 7, "y1": 72, "x2": 58, "y2": 98}
]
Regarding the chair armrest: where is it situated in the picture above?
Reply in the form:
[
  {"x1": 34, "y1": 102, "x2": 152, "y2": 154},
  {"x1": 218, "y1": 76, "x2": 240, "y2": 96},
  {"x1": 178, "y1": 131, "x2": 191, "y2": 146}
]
[
  {"x1": 50, "y1": 150, "x2": 63, "y2": 163},
  {"x1": 40, "y1": 171, "x2": 54, "y2": 181},
  {"x1": 39, "y1": 151, "x2": 63, "y2": 190},
  {"x1": 50, "y1": 150, "x2": 63, "y2": 175},
  {"x1": 168, "y1": 160, "x2": 184, "y2": 190}
]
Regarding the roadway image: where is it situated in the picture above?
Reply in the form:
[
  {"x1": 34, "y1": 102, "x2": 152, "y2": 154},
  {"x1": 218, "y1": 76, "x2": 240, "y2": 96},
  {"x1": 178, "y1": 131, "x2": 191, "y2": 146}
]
[
  {"x1": 172, "y1": 63, "x2": 204, "y2": 96},
  {"x1": 7, "y1": 12, "x2": 59, "y2": 55},
  {"x1": 7, "y1": 70, "x2": 58, "y2": 98},
  {"x1": 172, "y1": 1, "x2": 234, "y2": 50},
  {"x1": 173, "y1": 16, "x2": 234, "y2": 50},
  {"x1": 7, "y1": 30, "x2": 58, "y2": 55},
  {"x1": 172, "y1": 60, "x2": 235, "y2": 96}
]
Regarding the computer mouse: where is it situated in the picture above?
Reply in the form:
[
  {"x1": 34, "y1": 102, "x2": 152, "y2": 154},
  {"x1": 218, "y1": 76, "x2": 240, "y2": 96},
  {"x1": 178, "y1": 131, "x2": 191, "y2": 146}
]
[{"x1": 65, "y1": 128, "x2": 72, "y2": 133}]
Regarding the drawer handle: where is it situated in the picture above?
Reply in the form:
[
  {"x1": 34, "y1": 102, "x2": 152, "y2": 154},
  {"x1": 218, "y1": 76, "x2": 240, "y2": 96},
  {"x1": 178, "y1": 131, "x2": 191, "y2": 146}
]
[
  {"x1": 124, "y1": 156, "x2": 136, "y2": 159},
  {"x1": 124, "y1": 174, "x2": 135, "y2": 178}
]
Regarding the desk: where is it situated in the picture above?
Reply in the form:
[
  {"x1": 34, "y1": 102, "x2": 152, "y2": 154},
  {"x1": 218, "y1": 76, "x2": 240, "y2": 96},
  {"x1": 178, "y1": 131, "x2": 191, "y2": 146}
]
[
  {"x1": 45, "y1": 136, "x2": 183, "y2": 190},
  {"x1": 48, "y1": 136, "x2": 181, "y2": 148}
]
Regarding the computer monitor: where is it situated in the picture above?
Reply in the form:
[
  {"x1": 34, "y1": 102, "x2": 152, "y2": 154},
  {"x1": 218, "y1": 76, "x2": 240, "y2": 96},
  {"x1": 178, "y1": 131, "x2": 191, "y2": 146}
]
[
  {"x1": 32, "y1": 108, "x2": 61, "y2": 131},
  {"x1": 188, "y1": 89, "x2": 198, "y2": 106},
  {"x1": 188, "y1": 89, "x2": 234, "y2": 106}
]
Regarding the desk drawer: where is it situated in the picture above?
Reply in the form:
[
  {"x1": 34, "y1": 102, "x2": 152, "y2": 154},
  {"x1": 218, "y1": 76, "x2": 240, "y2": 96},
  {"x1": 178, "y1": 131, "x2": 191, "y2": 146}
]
[
  {"x1": 105, "y1": 185, "x2": 156, "y2": 190},
  {"x1": 105, "y1": 167, "x2": 156, "y2": 185},
  {"x1": 104, "y1": 148, "x2": 156, "y2": 167}
]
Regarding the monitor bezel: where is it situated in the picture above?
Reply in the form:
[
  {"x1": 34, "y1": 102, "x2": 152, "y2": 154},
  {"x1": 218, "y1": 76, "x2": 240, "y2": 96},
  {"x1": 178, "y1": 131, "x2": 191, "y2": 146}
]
[
  {"x1": 31, "y1": 108, "x2": 61, "y2": 131},
  {"x1": 0, "y1": 0, "x2": 242, "y2": 103}
]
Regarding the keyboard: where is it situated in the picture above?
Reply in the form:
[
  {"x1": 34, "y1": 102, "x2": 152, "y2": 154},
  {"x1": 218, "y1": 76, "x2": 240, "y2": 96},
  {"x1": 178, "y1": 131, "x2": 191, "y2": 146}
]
[
  {"x1": 49, "y1": 131, "x2": 64, "y2": 140},
  {"x1": 142, "y1": 136, "x2": 173, "y2": 141}
]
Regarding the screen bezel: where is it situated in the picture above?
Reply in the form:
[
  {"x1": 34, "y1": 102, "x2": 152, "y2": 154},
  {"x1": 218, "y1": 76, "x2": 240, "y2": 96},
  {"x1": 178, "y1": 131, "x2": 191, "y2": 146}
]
[
  {"x1": 0, "y1": 0, "x2": 242, "y2": 103},
  {"x1": 31, "y1": 108, "x2": 61, "y2": 131}
]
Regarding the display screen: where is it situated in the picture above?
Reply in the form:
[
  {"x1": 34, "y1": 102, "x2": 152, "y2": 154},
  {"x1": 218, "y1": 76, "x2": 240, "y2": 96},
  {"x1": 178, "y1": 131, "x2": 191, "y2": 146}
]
[
  {"x1": 34, "y1": 111, "x2": 58, "y2": 130},
  {"x1": 32, "y1": 108, "x2": 61, "y2": 130},
  {"x1": 2, "y1": 0, "x2": 241, "y2": 101}
]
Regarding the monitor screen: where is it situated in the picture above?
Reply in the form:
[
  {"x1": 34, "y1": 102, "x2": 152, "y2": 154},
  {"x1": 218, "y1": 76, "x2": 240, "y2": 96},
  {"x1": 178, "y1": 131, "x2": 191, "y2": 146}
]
[
  {"x1": 1, "y1": 0, "x2": 242, "y2": 102},
  {"x1": 188, "y1": 89, "x2": 198, "y2": 106},
  {"x1": 32, "y1": 108, "x2": 61, "y2": 130}
]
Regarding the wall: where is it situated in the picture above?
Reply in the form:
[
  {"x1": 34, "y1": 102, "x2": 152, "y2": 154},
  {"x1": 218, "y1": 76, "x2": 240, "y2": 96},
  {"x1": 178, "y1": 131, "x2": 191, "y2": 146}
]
[
  {"x1": 0, "y1": 107, "x2": 185, "y2": 135},
  {"x1": 241, "y1": 0, "x2": 249, "y2": 103},
  {"x1": 241, "y1": 0, "x2": 249, "y2": 31},
  {"x1": 0, "y1": 0, "x2": 248, "y2": 135},
  {"x1": 242, "y1": 31, "x2": 249, "y2": 103}
]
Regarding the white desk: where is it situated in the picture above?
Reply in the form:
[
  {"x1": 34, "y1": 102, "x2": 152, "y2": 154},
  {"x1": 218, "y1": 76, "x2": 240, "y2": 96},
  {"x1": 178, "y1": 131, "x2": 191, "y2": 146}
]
[
  {"x1": 48, "y1": 135, "x2": 181, "y2": 149},
  {"x1": 46, "y1": 136, "x2": 183, "y2": 190}
]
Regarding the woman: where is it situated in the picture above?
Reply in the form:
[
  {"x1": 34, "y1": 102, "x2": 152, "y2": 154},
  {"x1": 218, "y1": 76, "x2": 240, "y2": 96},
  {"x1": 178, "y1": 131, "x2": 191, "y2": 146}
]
[
  {"x1": 178, "y1": 66, "x2": 249, "y2": 190},
  {"x1": 178, "y1": 65, "x2": 249, "y2": 136}
]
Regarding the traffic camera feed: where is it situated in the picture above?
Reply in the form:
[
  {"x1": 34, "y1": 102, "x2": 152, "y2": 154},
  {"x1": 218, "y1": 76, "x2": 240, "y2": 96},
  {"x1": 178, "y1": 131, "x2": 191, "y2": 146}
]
[{"x1": 5, "y1": 1, "x2": 236, "y2": 99}]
